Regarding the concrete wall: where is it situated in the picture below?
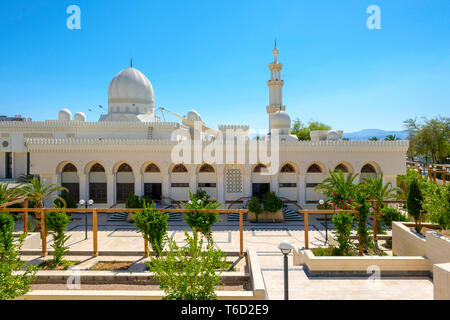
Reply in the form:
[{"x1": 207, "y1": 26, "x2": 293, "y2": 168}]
[
  {"x1": 433, "y1": 263, "x2": 450, "y2": 300},
  {"x1": 426, "y1": 232, "x2": 450, "y2": 265},
  {"x1": 392, "y1": 222, "x2": 426, "y2": 257}
]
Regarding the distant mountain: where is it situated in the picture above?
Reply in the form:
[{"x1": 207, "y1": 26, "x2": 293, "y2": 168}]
[{"x1": 343, "y1": 129, "x2": 409, "y2": 141}]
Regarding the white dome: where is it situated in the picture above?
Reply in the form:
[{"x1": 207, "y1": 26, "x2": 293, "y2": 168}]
[
  {"x1": 74, "y1": 112, "x2": 86, "y2": 122},
  {"x1": 108, "y1": 67, "x2": 154, "y2": 106},
  {"x1": 58, "y1": 108, "x2": 72, "y2": 121},
  {"x1": 270, "y1": 110, "x2": 291, "y2": 129},
  {"x1": 327, "y1": 130, "x2": 340, "y2": 141},
  {"x1": 186, "y1": 110, "x2": 202, "y2": 122}
]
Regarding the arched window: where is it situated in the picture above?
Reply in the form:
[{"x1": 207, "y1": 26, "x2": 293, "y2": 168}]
[
  {"x1": 307, "y1": 164, "x2": 322, "y2": 173},
  {"x1": 199, "y1": 164, "x2": 215, "y2": 173},
  {"x1": 145, "y1": 163, "x2": 160, "y2": 173},
  {"x1": 281, "y1": 163, "x2": 295, "y2": 173},
  {"x1": 90, "y1": 163, "x2": 105, "y2": 172},
  {"x1": 172, "y1": 164, "x2": 188, "y2": 173},
  {"x1": 118, "y1": 163, "x2": 133, "y2": 172},
  {"x1": 335, "y1": 163, "x2": 349, "y2": 173},
  {"x1": 361, "y1": 164, "x2": 376, "y2": 173},
  {"x1": 253, "y1": 163, "x2": 267, "y2": 173},
  {"x1": 62, "y1": 163, "x2": 77, "y2": 172}
]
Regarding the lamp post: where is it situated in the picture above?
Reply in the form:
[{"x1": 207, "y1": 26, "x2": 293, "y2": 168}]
[
  {"x1": 278, "y1": 240, "x2": 294, "y2": 300},
  {"x1": 79, "y1": 199, "x2": 94, "y2": 240},
  {"x1": 319, "y1": 199, "x2": 328, "y2": 245}
]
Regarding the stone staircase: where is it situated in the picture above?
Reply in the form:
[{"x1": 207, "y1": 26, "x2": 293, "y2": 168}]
[{"x1": 227, "y1": 204, "x2": 302, "y2": 222}]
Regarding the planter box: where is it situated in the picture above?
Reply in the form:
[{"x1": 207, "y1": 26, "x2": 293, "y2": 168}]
[
  {"x1": 393, "y1": 222, "x2": 450, "y2": 266},
  {"x1": 293, "y1": 248, "x2": 431, "y2": 276},
  {"x1": 247, "y1": 209, "x2": 284, "y2": 223},
  {"x1": 433, "y1": 263, "x2": 450, "y2": 300}
]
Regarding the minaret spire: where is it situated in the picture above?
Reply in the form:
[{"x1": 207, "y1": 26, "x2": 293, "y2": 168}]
[
  {"x1": 130, "y1": 58, "x2": 133, "y2": 68},
  {"x1": 266, "y1": 42, "x2": 285, "y2": 123}
]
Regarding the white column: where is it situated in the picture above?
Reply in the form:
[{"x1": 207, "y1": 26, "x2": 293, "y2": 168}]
[
  {"x1": 134, "y1": 174, "x2": 143, "y2": 197},
  {"x1": 106, "y1": 174, "x2": 115, "y2": 206},
  {"x1": 243, "y1": 165, "x2": 252, "y2": 199},
  {"x1": 271, "y1": 175, "x2": 279, "y2": 195},
  {"x1": 79, "y1": 173, "x2": 87, "y2": 202},
  {"x1": 216, "y1": 165, "x2": 225, "y2": 206},
  {"x1": 298, "y1": 174, "x2": 306, "y2": 206},
  {"x1": 41, "y1": 174, "x2": 57, "y2": 207},
  {"x1": 162, "y1": 174, "x2": 169, "y2": 206},
  {"x1": 189, "y1": 171, "x2": 197, "y2": 194}
]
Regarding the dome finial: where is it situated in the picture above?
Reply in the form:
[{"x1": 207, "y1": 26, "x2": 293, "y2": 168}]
[
  {"x1": 272, "y1": 40, "x2": 279, "y2": 63},
  {"x1": 130, "y1": 57, "x2": 133, "y2": 68}
]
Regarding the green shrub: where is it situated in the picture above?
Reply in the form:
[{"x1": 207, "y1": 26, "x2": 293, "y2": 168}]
[
  {"x1": 45, "y1": 211, "x2": 71, "y2": 266},
  {"x1": 125, "y1": 192, "x2": 141, "y2": 209},
  {"x1": 379, "y1": 207, "x2": 409, "y2": 228},
  {"x1": 407, "y1": 178, "x2": 424, "y2": 233},
  {"x1": 183, "y1": 191, "x2": 221, "y2": 240},
  {"x1": 423, "y1": 184, "x2": 450, "y2": 231},
  {"x1": 134, "y1": 201, "x2": 169, "y2": 257},
  {"x1": 248, "y1": 197, "x2": 263, "y2": 222},
  {"x1": 332, "y1": 211, "x2": 355, "y2": 256},
  {"x1": 54, "y1": 191, "x2": 78, "y2": 209},
  {"x1": 148, "y1": 230, "x2": 227, "y2": 300},
  {"x1": 262, "y1": 192, "x2": 283, "y2": 213},
  {"x1": 0, "y1": 213, "x2": 37, "y2": 299}
]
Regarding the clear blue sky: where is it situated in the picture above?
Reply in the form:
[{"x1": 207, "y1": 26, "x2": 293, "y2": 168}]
[{"x1": 0, "y1": 0, "x2": 449, "y2": 132}]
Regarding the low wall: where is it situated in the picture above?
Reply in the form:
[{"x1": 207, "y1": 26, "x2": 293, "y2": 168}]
[
  {"x1": 247, "y1": 210, "x2": 284, "y2": 223},
  {"x1": 14, "y1": 232, "x2": 41, "y2": 250},
  {"x1": 293, "y1": 248, "x2": 431, "y2": 276},
  {"x1": 433, "y1": 263, "x2": 450, "y2": 300},
  {"x1": 426, "y1": 232, "x2": 450, "y2": 265},
  {"x1": 392, "y1": 222, "x2": 427, "y2": 257}
]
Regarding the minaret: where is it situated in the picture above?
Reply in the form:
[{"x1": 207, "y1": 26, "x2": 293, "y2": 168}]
[{"x1": 266, "y1": 41, "x2": 285, "y2": 129}]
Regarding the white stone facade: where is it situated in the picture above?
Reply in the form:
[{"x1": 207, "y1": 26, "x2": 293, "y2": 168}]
[{"x1": 0, "y1": 45, "x2": 409, "y2": 207}]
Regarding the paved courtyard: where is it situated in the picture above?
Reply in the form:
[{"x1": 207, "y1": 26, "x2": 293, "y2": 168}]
[{"x1": 17, "y1": 212, "x2": 433, "y2": 300}]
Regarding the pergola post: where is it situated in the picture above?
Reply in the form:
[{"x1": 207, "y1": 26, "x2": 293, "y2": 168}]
[
  {"x1": 304, "y1": 212, "x2": 309, "y2": 249},
  {"x1": 40, "y1": 209, "x2": 47, "y2": 257},
  {"x1": 239, "y1": 211, "x2": 244, "y2": 257},
  {"x1": 23, "y1": 199, "x2": 29, "y2": 233},
  {"x1": 92, "y1": 208, "x2": 98, "y2": 257}
]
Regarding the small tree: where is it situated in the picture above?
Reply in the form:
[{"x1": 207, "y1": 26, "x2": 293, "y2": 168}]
[
  {"x1": 248, "y1": 197, "x2": 263, "y2": 222},
  {"x1": 148, "y1": 231, "x2": 228, "y2": 300},
  {"x1": 407, "y1": 178, "x2": 424, "y2": 233},
  {"x1": 134, "y1": 201, "x2": 169, "y2": 257},
  {"x1": 54, "y1": 191, "x2": 77, "y2": 209},
  {"x1": 183, "y1": 191, "x2": 220, "y2": 243},
  {"x1": 331, "y1": 211, "x2": 355, "y2": 256},
  {"x1": 125, "y1": 192, "x2": 141, "y2": 209},
  {"x1": 45, "y1": 211, "x2": 71, "y2": 267},
  {"x1": 0, "y1": 213, "x2": 37, "y2": 300}
]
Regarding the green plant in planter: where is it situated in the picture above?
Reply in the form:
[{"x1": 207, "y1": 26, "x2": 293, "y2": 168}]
[
  {"x1": 183, "y1": 191, "x2": 221, "y2": 242},
  {"x1": 248, "y1": 197, "x2": 263, "y2": 222},
  {"x1": 148, "y1": 230, "x2": 228, "y2": 300},
  {"x1": 134, "y1": 201, "x2": 169, "y2": 257},
  {"x1": 0, "y1": 213, "x2": 37, "y2": 300},
  {"x1": 331, "y1": 211, "x2": 355, "y2": 256},
  {"x1": 407, "y1": 178, "x2": 425, "y2": 233},
  {"x1": 379, "y1": 207, "x2": 409, "y2": 229},
  {"x1": 45, "y1": 211, "x2": 71, "y2": 267},
  {"x1": 262, "y1": 192, "x2": 283, "y2": 213}
]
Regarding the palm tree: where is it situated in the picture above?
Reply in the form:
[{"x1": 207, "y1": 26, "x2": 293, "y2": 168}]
[
  {"x1": 384, "y1": 134, "x2": 400, "y2": 141},
  {"x1": 0, "y1": 182, "x2": 22, "y2": 205},
  {"x1": 314, "y1": 170, "x2": 360, "y2": 207},
  {"x1": 362, "y1": 173, "x2": 403, "y2": 215},
  {"x1": 369, "y1": 137, "x2": 379, "y2": 141},
  {"x1": 17, "y1": 176, "x2": 67, "y2": 231}
]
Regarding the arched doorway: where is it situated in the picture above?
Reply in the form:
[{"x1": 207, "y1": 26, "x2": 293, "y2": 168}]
[
  {"x1": 143, "y1": 163, "x2": 162, "y2": 201},
  {"x1": 279, "y1": 163, "x2": 297, "y2": 201},
  {"x1": 170, "y1": 163, "x2": 189, "y2": 201},
  {"x1": 61, "y1": 163, "x2": 79, "y2": 201},
  {"x1": 305, "y1": 163, "x2": 325, "y2": 203},
  {"x1": 198, "y1": 163, "x2": 216, "y2": 199},
  {"x1": 116, "y1": 163, "x2": 134, "y2": 203},
  {"x1": 89, "y1": 163, "x2": 107, "y2": 203},
  {"x1": 252, "y1": 163, "x2": 270, "y2": 199},
  {"x1": 360, "y1": 163, "x2": 377, "y2": 181}
]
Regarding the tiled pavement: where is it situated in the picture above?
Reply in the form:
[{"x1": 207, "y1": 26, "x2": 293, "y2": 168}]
[{"x1": 17, "y1": 212, "x2": 433, "y2": 300}]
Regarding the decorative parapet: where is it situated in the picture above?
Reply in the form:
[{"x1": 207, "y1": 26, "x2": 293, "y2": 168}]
[
  {"x1": 0, "y1": 120, "x2": 180, "y2": 129},
  {"x1": 218, "y1": 124, "x2": 249, "y2": 132},
  {"x1": 280, "y1": 139, "x2": 409, "y2": 152}
]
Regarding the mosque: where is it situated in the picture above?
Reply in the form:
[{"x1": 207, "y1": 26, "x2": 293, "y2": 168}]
[{"x1": 0, "y1": 45, "x2": 408, "y2": 208}]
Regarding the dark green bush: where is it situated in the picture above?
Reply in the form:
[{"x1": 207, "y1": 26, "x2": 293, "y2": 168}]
[
  {"x1": 407, "y1": 178, "x2": 424, "y2": 233},
  {"x1": 54, "y1": 191, "x2": 78, "y2": 209},
  {"x1": 379, "y1": 207, "x2": 409, "y2": 228},
  {"x1": 125, "y1": 192, "x2": 141, "y2": 209},
  {"x1": 262, "y1": 192, "x2": 283, "y2": 213},
  {"x1": 248, "y1": 197, "x2": 263, "y2": 221}
]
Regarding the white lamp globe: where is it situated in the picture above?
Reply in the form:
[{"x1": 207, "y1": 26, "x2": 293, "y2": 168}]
[
  {"x1": 319, "y1": 199, "x2": 324, "y2": 205},
  {"x1": 88, "y1": 199, "x2": 94, "y2": 205},
  {"x1": 278, "y1": 240, "x2": 294, "y2": 255},
  {"x1": 79, "y1": 199, "x2": 85, "y2": 206}
]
